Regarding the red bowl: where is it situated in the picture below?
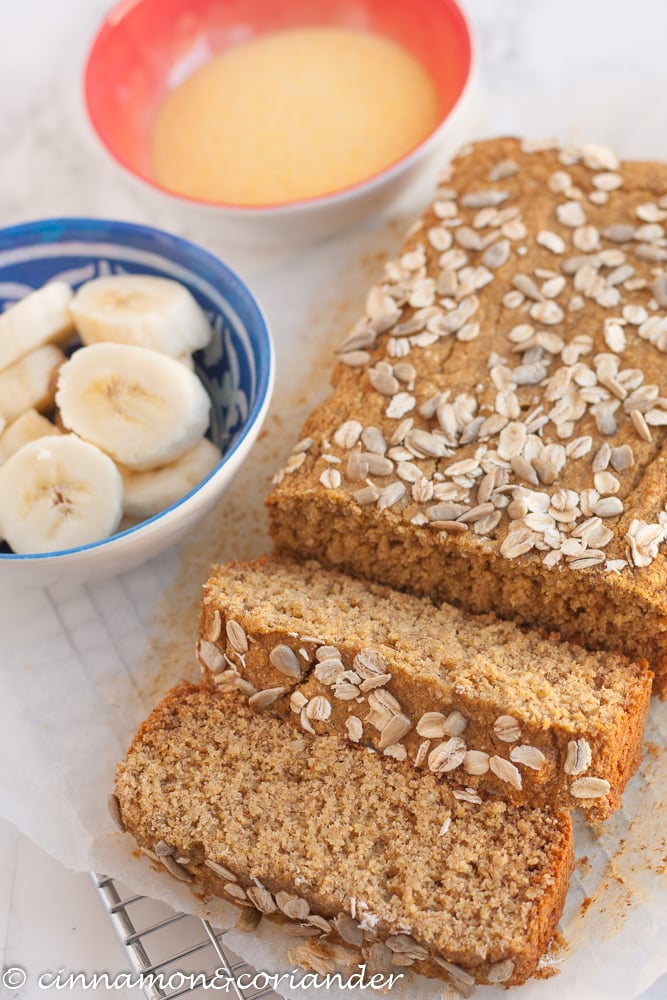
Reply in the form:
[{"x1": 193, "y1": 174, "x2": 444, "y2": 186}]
[{"x1": 85, "y1": 0, "x2": 472, "y2": 241}]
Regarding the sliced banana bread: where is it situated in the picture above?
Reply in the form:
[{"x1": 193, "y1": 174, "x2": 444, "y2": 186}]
[
  {"x1": 114, "y1": 683, "x2": 573, "y2": 990},
  {"x1": 198, "y1": 555, "x2": 651, "y2": 821}
]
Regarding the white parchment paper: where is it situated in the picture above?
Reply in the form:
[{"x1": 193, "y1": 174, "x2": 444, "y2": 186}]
[{"x1": 3, "y1": 66, "x2": 667, "y2": 999}]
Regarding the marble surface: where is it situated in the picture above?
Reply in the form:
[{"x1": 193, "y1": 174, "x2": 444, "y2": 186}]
[{"x1": 3, "y1": 0, "x2": 667, "y2": 997}]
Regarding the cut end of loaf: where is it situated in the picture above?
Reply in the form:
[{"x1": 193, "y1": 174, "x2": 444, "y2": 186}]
[
  {"x1": 199, "y1": 554, "x2": 651, "y2": 820},
  {"x1": 116, "y1": 683, "x2": 573, "y2": 988}
]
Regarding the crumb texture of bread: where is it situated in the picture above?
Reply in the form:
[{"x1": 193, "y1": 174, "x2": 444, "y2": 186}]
[
  {"x1": 115, "y1": 684, "x2": 573, "y2": 988},
  {"x1": 266, "y1": 136, "x2": 667, "y2": 695},
  {"x1": 198, "y1": 555, "x2": 651, "y2": 820}
]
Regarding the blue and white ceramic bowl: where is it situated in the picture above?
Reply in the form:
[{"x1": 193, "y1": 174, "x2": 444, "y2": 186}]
[{"x1": 0, "y1": 218, "x2": 274, "y2": 590}]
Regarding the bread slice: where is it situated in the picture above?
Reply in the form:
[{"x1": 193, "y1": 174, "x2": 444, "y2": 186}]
[
  {"x1": 114, "y1": 683, "x2": 573, "y2": 989},
  {"x1": 266, "y1": 136, "x2": 667, "y2": 695},
  {"x1": 198, "y1": 555, "x2": 651, "y2": 821}
]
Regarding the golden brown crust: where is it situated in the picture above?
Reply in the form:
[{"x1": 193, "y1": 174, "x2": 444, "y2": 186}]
[
  {"x1": 115, "y1": 683, "x2": 573, "y2": 989},
  {"x1": 266, "y1": 136, "x2": 667, "y2": 694}
]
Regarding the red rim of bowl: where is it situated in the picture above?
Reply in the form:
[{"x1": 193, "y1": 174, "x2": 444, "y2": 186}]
[{"x1": 84, "y1": 0, "x2": 474, "y2": 215}]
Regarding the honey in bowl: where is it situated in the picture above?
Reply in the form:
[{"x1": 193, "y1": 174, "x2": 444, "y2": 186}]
[{"x1": 150, "y1": 26, "x2": 440, "y2": 206}]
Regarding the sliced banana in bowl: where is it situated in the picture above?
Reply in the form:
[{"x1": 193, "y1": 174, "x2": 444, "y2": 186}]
[
  {"x1": 0, "y1": 216, "x2": 274, "y2": 587},
  {"x1": 0, "y1": 344, "x2": 66, "y2": 424},
  {"x1": 0, "y1": 435, "x2": 124, "y2": 555},
  {"x1": 0, "y1": 280, "x2": 75, "y2": 371},
  {"x1": 55, "y1": 342, "x2": 212, "y2": 471},
  {"x1": 0, "y1": 409, "x2": 61, "y2": 465},
  {"x1": 120, "y1": 438, "x2": 222, "y2": 520},
  {"x1": 0, "y1": 296, "x2": 219, "y2": 556},
  {"x1": 70, "y1": 274, "x2": 212, "y2": 356},
  {"x1": 0, "y1": 294, "x2": 222, "y2": 556}
]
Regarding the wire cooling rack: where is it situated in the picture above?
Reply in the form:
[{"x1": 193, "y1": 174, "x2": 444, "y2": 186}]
[
  {"x1": 93, "y1": 874, "x2": 281, "y2": 1000},
  {"x1": 89, "y1": 873, "x2": 667, "y2": 1000}
]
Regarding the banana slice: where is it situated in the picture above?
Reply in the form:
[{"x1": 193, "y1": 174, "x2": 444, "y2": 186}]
[
  {"x1": 70, "y1": 275, "x2": 212, "y2": 356},
  {"x1": 0, "y1": 344, "x2": 65, "y2": 424},
  {"x1": 55, "y1": 343, "x2": 212, "y2": 471},
  {"x1": 121, "y1": 437, "x2": 222, "y2": 519},
  {"x1": 0, "y1": 409, "x2": 60, "y2": 465},
  {"x1": 0, "y1": 281, "x2": 74, "y2": 373},
  {"x1": 0, "y1": 434, "x2": 123, "y2": 554}
]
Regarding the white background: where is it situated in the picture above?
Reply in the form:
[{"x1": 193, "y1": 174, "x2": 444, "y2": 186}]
[{"x1": 2, "y1": 0, "x2": 667, "y2": 997}]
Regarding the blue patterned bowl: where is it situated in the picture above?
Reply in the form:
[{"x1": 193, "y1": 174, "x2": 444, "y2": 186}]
[{"x1": 0, "y1": 218, "x2": 274, "y2": 590}]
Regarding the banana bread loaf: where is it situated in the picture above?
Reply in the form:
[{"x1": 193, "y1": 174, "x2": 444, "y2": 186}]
[
  {"x1": 198, "y1": 555, "x2": 651, "y2": 821},
  {"x1": 267, "y1": 136, "x2": 667, "y2": 695},
  {"x1": 114, "y1": 683, "x2": 573, "y2": 990}
]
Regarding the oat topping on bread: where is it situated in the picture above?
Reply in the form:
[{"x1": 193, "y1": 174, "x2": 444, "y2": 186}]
[{"x1": 268, "y1": 136, "x2": 667, "y2": 692}]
